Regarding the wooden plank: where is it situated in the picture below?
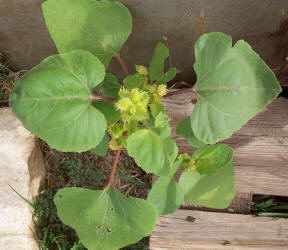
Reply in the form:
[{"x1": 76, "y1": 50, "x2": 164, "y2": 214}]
[
  {"x1": 162, "y1": 95, "x2": 288, "y2": 198},
  {"x1": 150, "y1": 209, "x2": 288, "y2": 249}
]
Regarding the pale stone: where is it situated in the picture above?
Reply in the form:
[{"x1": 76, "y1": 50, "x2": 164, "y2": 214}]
[{"x1": 0, "y1": 108, "x2": 46, "y2": 250}]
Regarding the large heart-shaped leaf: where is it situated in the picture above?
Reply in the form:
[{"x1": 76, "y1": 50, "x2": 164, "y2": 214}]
[
  {"x1": 148, "y1": 160, "x2": 184, "y2": 215},
  {"x1": 54, "y1": 187, "x2": 158, "y2": 250},
  {"x1": 192, "y1": 32, "x2": 282, "y2": 144},
  {"x1": 127, "y1": 129, "x2": 178, "y2": 176},
  {"x1": 42, "y1": 0, "x2": 132, "y2": 68},
  {"x1": 179, "y1": 161, "x2": 236, "y2": 209},
  {"x1": 10, "y1": 50, "x2": 106, "y2": 152},
  {"x1": 193, "y1": 144, "x2": 233, "y2": 176}
]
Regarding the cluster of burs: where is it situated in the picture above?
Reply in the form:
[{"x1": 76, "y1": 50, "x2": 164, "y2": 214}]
[{"x1": 108, "y1": 65, "x2": 167, "y2": 150}]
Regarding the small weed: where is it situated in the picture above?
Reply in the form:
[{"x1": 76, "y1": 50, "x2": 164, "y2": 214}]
[
  {"x1": 0, "y1": 52, "x2": 19, "y2": 107},
  {"x1": 252, "y1": 198, "x2": 288, "y2": 218},
  {"x1": 70, "y1": 242, "x2": 87, "y2": 250},
  {"x1": 62, "y1": 159, "x2": 104, "y2": 189}
]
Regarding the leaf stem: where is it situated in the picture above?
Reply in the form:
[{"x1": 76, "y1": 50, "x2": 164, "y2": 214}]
[
  {"x1": 142, "y1": 120, "x2": 152, "y2": 129},
  {"x1": 91, "y1": 95, "x2": 117, "y2": 102},
  {"x1": 164, "y1": 88, "x2": 196, "y2": 98},
  {"x1": 107, "y1": 148, "x2": 122, "y2": 186},
  {"x1": 116, "y1": 55, "x2": 130, "y2": 77},
  {"x1": 177, "y1": 144, "x2": 187, "y2": 154}
]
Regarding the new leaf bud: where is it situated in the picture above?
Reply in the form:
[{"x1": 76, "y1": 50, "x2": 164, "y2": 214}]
[
  {"x1": 157, "y1": 84, "x2": 167, "y2": 96},
  {"x1": 135, "y1": 65, "x2": 148, "y2": 76}
]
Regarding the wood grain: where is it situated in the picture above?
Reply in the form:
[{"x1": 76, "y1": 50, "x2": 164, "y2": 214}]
[{"x1": 150, "y1": 209, "x2": 288, "y2": 250}]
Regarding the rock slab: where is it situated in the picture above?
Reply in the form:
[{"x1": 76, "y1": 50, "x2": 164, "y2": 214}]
[{"x1": 0, "y1": 108, "x2": 45, "y2": 250}]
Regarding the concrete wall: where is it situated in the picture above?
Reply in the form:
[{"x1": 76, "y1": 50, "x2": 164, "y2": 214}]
[
  {"x1": 0, "y1": 0, "x2": 56, "y2": 70},
  {"x1": 0, "y1": 0, "x2": 287, "y2": 81}
]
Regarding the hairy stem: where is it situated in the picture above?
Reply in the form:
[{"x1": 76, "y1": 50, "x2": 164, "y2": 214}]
[
  {"x1": 107, "y1": 148, "x2": 122, "y2": 186},
  {"x1": 116, "y1": 55, "x2": 130, "y2": 77},
  {"x1": 142, "y1": 120, "x2": 152, "y2": 129},
  {"x1": 164, "y1": 88, "x2": 196, "y2": 98},
  {"x1": 177, "y1": 144, "x2": 187, "y2": 154},
  {"x1": 91, "y1": 95, "x2": 117, "y2": 102},
  {"x1": 101, "y1": 55, "x2": 129, "y2": 188}
]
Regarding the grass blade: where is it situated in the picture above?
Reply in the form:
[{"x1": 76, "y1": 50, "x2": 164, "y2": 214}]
[
  {"x1": 117, "y1": 168, "x2": 151, "y2": 189},
  {"x1": 8, "y1": 184, "x2": 34, "y2": 208}
]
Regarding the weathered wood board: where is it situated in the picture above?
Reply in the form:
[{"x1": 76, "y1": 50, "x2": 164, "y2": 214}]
[
  {"x1": 150, "y1": 94, "x2": 288, "y2": 249},
  {"x1": 150, "y1": 209, "x2": 288, "y2": 250},
  {"x1": 162, "y1": 94, "x2": 288, "y2": 213}
]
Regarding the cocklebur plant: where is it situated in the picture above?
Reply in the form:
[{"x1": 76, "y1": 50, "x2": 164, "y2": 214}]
[{"x1": 9, "y1": 0, "x2": 281, "y2": 249}]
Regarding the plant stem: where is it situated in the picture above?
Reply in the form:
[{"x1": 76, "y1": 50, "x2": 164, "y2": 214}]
[
  {"x1": 107, "y1": 148, "x2": 122, "y2": 186},
  {"x1": 116, "y1": 55, "x2": 130, "y2": 77},
  {"x1": 91, "y1": 95, "x2": 117, "y2": 102},
  {"x1": 142, "y1": 120, "x2": 152, "y2": 129},
  {"x1": 164, "y1": 88, "x2": 196, "y2": 98},
  {"x1": 177, "y1": 144, "x2": 187, "y2": 154},
  {"x1": 104, "y1": 55, "x2": 128, "y2": 188}
]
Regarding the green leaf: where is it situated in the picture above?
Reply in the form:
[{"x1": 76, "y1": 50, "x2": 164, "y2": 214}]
[
  {"x1": 179, "y1": 161, "x2": 236, "y2": 209},
  {"x1": 146, "y1": 113, "x2": 171, "y2": 138},
  {"x1": 149, "y1": 103, "x2": 164, "y2": 118},
  {"x1": 90, "y1": 134, "x2": 109, "y2": 156},
  {"x1": 127, "y1": 129, "x2": 178, "y2": 176},
  {"x1": 42, "y1": 0, "x2": 132, "y2": 68},
  {"x1": 123, "y1": 74, "x2": 144, "y2": 89},
  {"x1": 148, "y1": 160, "x2": 184, "y2": 215},
  {"x1": 54, "y1": 187, "x2": 158, "y2": 250},
  {"x1": 100, "y1": 73, "x2": 120, "y2": 99},
  {"x1": 176, "y1": 117, "x2": 206, "y2": 148},
  {"x1": 192, "y1": 32, "x2": 282, "y2": 144},
  {"x1": 193, "y1": 144, "x2": 233, "y2": 176},
  {"x1": 164, "y1": 67, "x2": 177, "y2": 82},
  {"x1": 155, "y1": 112, "x2": 171, "y2": 128},
  {"x1": 149, "y1": 42, "x2": 169, "y2": 83},
  {"x1": 93, "y1": 100, "x2": 120, "y2": 124},
  {"x1": 10, "y1": 50, "x2": 106, "y2": 152},
  {"x1": 154, "y1": 122, "x2": 171, "y2": 139}
]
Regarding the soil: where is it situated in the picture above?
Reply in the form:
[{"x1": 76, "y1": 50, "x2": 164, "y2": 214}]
[{"x1": 40, "y1": 140, "x2": 151, "y2": 200}]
